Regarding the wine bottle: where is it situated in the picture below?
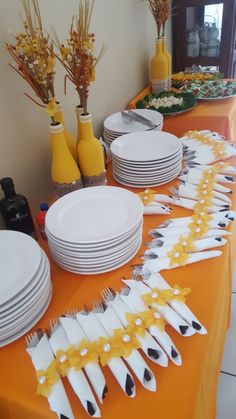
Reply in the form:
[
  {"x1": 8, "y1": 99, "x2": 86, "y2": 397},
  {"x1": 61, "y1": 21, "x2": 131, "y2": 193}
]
[{"x1": 0, "y1": 177, "x2": 37, "y2": 239}]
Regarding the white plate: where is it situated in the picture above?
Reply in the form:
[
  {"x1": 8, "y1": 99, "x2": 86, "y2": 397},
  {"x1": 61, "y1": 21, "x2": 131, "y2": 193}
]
[
  {"x1": 48, "y1": 224, "x2": 142, "y2": 257},
  {"x1": 104, "y1": 109, "x2": 163, "y2": 133},
  {"x1": 52, "y1": 239, "x2": 142, "y2": 275},
  {"x1": 113, "y1": 170, "x2": 180, "y2": 188},
  {"x1": 0, "y1": 231, "x2": 42, "y2": 305},
  {"x1": 113, "y1": 165, "x2": 181, "y2": 182},
  {"x1": 112, "y1": 159, "x2": 182, "y2": 177},
  {"x1": 46, "y1": 186, "x2": 143, "y2": 244},
  {"x1": 0, "y1": 289, "x2": 52, "y2": 347},
  {"x1": 0, "y1": 253, "x2": 49, "y2": 318},
  {"x1": 50, "y1": 233, "x2": 142, "y2": 266},
  {"x1": 111, "y1": 131, "x2": 181, "y2": 162}
]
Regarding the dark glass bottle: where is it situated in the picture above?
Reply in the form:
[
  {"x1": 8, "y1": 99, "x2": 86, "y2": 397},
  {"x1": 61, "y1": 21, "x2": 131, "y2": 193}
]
[{"x1": 0, "y1": 177, "x2": 37, "y2": 239}]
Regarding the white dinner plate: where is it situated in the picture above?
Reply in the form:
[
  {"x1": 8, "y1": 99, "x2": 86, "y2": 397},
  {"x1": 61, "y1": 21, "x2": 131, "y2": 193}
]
[
  {"x1": 112, "y1": 160, "x2": 182, "y2": 178},
  {"x1": 46, "y1": 186, "x2": 143, "y2": 244},
  {"x1": 111, "y1": 131, "x2": 181, "y2": 162},
  {"x1": 0, "y1": 231, "x2": 42, "y2": 305},
  {"x1": 104, "y1": 109, "x2": 163, "y2": 133},
  {"x1": 113, "y1": 169, "x2": 180, "y2": 188}
]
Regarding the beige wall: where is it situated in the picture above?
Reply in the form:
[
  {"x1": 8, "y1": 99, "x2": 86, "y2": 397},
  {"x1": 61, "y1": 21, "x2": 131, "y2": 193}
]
[{"x1": 0, "y1": 0, "x2": 171, "y2": 226}]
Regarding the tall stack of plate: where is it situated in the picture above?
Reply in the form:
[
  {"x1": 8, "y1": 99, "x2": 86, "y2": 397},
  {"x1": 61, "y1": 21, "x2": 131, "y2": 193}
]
[
  {"x1": 111, "y1": 131, "x2": 182, "y2": 188},
  {"x1": 0, "y1": 231, "x2": 51, "y2": 347},
  {"x1": 103, "y1": 109, "x2": 163, "y2": 147},
  {"x1": 46, "y1": 186, "x2": 143, "y2": 275}
]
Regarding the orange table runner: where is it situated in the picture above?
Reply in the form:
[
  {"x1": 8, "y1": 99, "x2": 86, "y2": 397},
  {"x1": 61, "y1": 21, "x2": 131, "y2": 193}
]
[
  {"x1": 1, "y1": 162, "x2": 236, "y2": 419},
  {"x1": 128, "y1": 86, "x2": 236, "y2": 141}
]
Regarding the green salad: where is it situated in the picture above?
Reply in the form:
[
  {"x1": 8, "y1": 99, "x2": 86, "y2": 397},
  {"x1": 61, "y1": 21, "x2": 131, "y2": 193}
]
[{"x1": 136, "y1": 91, "x2": 196, "y2": 115}]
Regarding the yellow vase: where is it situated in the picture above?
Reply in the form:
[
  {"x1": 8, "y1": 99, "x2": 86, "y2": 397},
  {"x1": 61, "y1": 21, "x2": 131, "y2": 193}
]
[
  {"x1": 55, "y1": 103, "x2": 77, "y2": 162},
  {"x1": 151, "y1": 38, "x2": 169, "y2": 94},
  {"x1": 50, "y1": 123, "x2": 83, "y2": 197},
  {"x1": 77, "y1": 113, "x2": 107, "y2": 187},
  {"x1": 162, "y1": 36, "x2": 172, "y2": 89},
  {"x1": 75, "y1": 105, "x2": 83, "y2": 149}
]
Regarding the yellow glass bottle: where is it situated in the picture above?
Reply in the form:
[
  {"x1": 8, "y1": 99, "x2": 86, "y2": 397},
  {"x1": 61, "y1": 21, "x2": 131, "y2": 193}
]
[
  {"x1": 77, "y1": 113, "x2": 107, "y2": 187},
  {"x1": 75, "y1": 105, "x2": 84, "y2": 147},
  {"x1": 162, "y1": 36, "x2": 172, "y2": 90},
  {"x1": 151, "y1": 38, "x2": 169, "y2": 94},
  {"x1": 54, "y1": 103, "x2": 77, "y2": 162},
  {"x1": 50, "y1": 123, "x2": 83, "y2": 197}
]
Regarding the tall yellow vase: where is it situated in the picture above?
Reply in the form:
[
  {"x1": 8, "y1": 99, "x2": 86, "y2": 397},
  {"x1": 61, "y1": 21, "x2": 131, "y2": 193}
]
[
  {"x1": 162, "y1": 36, "x2": 172, "y2": 90},
  {"x1": 50, "y1": 123, "x2": 83, "y2": 197},
  {"x1": 75, "y1": 105, "x2": 83, "y2": 149},
  {"x1": 77, "y1": 113, "x2": 107, "y2": 187},
  {"x1": 54, "y1": 103, "x2": 77, "y2": 162},
  {"x1": 151, "y1": 38, "x2": 169, "y2": 94}
]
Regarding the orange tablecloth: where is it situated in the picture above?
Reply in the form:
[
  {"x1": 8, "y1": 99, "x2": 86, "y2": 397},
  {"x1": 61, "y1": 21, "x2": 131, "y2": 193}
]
[
  {"x1": 1, "y1": 163, "x2": 236, "y2": 419},
  {"x1": 128, "y1": 86, "x2": 236, "y2": 141}
]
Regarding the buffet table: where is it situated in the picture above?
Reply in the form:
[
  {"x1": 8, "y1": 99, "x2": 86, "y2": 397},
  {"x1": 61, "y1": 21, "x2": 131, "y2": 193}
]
[
  {"x1": 128, "y1": 86, "x2": 236, "y2": 141},
  {"x1": 1, "y1": 161, "x2": 236, "y2": 419}
]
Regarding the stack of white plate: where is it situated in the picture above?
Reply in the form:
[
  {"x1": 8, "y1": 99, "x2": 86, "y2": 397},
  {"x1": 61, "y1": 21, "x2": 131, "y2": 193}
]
[
  {"x1": 46, "y1": 186, "x2": 143, "y2": 275},
  {"x1": 0, "y1": 231, "x2": 51, "y2": 347},
  {"x1": 103, "y1": 109, "x2": 163, "y2": 147},
  {"x1": 111, "y1": 131, "x2": 183, "y2": 188}
]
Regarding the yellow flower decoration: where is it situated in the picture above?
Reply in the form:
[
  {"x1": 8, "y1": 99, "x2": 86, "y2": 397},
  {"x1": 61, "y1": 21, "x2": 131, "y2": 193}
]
[
  {"x1": 96, "y1": 337, "x2": 117, "y2": 367},
  {"x1": 188, "y1": 219, "x2": 210, "y2": 239},
  {"x1": 170, "y1": 284, "x2": 191, "y2": 303},
  {"x1": 69, "y1": 339, "x2": 98, "y2": 370},
  {"x1": 138, "y1": 189, "x2": 156, "y2": 206},
  {"x1": 36, "y1": 359, "x2": 59, "y2": 397},
  {"x1": 176, "y1": 235, "x2": 195, "y2": 252},
  {"x1": 55, "y1": 349, "x2": 72, "y2": 377},
  {"x1": 196, "y1": 182, "x2": 214, "y2": 201},
  {"x1": 46, "y1": 98, "x2": 58, "y2": 118},
  {"x1": 213, "y1": 142, "x2": 227, "y2": 160},
  {"x1": 142, "y1": 288, "x2": 167, "y2": 306},
  {"x1": 193, "y1": 202, "x2": 211, "y2": 216},
  {"x1": 111, "y1": 328, "x2": 140, "y2": 359},
  {"x1": 213, "y1": 162, "x2": 229, "y2": 172},
  {"x1": 190, "y1": 214, "x2": 212, "y2": 227},
  {"x1": 125, "y1": 312, "x2": 147, "y2": 337},
  {"x1": 61, "y1": 46, "x2": 71, "y2": 62},
  {"x1": 167, "y1": 248, "x2": 189, "y2": 267},
  {"x1": 140, "y1": 308, "x2": 166, "y2": 331}
]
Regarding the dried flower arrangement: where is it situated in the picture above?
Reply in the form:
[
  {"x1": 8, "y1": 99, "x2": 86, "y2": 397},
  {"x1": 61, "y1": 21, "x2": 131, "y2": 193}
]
[
  {"x1": 5, "y1": 0, "x2": 58, "y2": 122},
  {"x1": 147, "y1": 0, "x2": 171, "y2": 38},
  {"x1": 53, "y1": 0, "x2": 106, "y2": 114}
]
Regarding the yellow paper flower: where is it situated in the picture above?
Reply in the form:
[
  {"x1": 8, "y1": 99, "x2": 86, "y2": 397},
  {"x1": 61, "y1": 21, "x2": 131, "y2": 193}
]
[
  {"x1": 69, "y1": 339, "x2": 98, "y2": 370},
  {"x1": 188, "y1": 219, "x2": 210, "y2": 239},
  {"x1": 46, "y1": 98, "x2": 58, "y2": 118},
  {"x1": 176, "y1": 235, "x2": 195, "y2": 252},
  {"x1": 190, "y1": 214, "x2": 212, "y2": 227},
  {"x1": 170, "y1": 284, "x2": 191, "y2": 302},
  {"x1": 140, "y1": 308, "x2": 165, "y2": 331},
  {"x1": 138, "y1": 189, "x2": 156, "y2": 206},
  {"x1": 55, "y1": 349, "x2": 71, "y2": 377},
  {"x1": 193, "y1": 202, "x2": 211, "y2": 216},
  {"x1": 167, "y1": 247, "x2": 189, "y2": 267},
  {"x1": 196, "y1": 183, "x2": 214, "y2": 201},
  {"x1": 111, "y1": 328, "x2": 140, "y2": 359},
  {"x1": 36, "y1": 359, "x2": 59, "y2": 397},
  {"x1": 142, "y1": 288, "x2": 167, "y2": 306},
  {"x1": 96, "y1": 337, "x2": 117, "y2": 367},
  {"x1": 213, "y1": 162, "x2": 229, "y2": 172},
  {"x1": 125, "y1": 312, "x2": 147, "y2": 337}
]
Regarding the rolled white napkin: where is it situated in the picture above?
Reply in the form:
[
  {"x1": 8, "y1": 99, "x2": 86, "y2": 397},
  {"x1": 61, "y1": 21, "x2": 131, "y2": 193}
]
[
  {"x1": 175, "y1": 184, "x2": 231, "y2": 207},
  {"x1": 60, "y1": 316, "x2": 107, "y2": 404},
  {"x1": 180, "y1": 182, "x2": 232, "y2": 204},
  {"x1": 122, "y1": 279, "x2": 195, "y2": 338},
  {"x1": 179, "y1": 168, "x2": 235, "y2": 185},
  {"x1": 186, "y1": 162, "x2": 236, "y2": 176},
  {"x1": 143, "y1": 201, "x2": 172, "y2": 215},
  {"x1": 106, "y1": 294, "x2": 168, "y2": 367},
  {"x1": 143, "y1": 237, "x2": 227, "y2": 259},
  {"x1": 151, "y1": 194, "x2": 222, "y2": 213},
  {"x1": 158, "y1": 211, "x2": 232, "y2": 228},
  {"x1": 26, "y1": 333, "x2": 74, "y2": 419},
  {"x1": 141, "y1": 272, "x2": 207, "y2": 335},
  {"x1": 146, "y1": 233, "x2": 229, "y2": 249},
  {"x1": 118, "y1": 286, "x2": 182, "y2": 366},
  {"x1": 76, "y1": 311, "x2": 136, "y2": 398},
  {"x1": 138, "y1": 250, "x2": 222, "y2": 272},
  {"x1": 94, "y1": 307, "x2": 156, "y2": 391},
  {"x1": 148, "y1": 226, "x2": 230, "y2": 239},
  {"x1": 49, "y1": 325, "x2": 101, "y2": 417}
]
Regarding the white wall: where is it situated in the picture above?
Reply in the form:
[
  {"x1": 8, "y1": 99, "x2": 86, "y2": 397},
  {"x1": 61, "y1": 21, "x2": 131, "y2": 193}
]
[{"x1": 0, "y1": 0, "x2": 171, "y2": 225}]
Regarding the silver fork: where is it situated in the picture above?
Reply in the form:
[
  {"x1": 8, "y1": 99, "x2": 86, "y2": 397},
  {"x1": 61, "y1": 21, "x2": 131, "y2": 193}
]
[
  {"x1": 101, "y1": 287, "x2": 116, "y2": 303},
  {"x1": 49, "y1": 317, "x2": 61, "y2": 335},
  {"x1": 25, "y1": 332, "x2": 39, "y2": 348},
  {"x1": 169, "y1": 186, "x2": 179, "y2": 197},
  {"x1": 92, "y1": 300, "x2": 106, "y2": 314}
]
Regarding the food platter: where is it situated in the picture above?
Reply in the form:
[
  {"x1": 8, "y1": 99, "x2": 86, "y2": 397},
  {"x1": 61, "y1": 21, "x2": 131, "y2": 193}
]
[
  {"x1": 136, "y1": 91, "x2": 197, "y2": 116},
  {"x1": 180, "y1": 80, "x2": 236, "y2": 101}
]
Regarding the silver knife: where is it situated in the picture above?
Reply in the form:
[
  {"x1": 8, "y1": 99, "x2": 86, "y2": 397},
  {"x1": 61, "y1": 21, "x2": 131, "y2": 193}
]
[{"x1": 121, "y1": 110, "x2": 157, "y2": 129}]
